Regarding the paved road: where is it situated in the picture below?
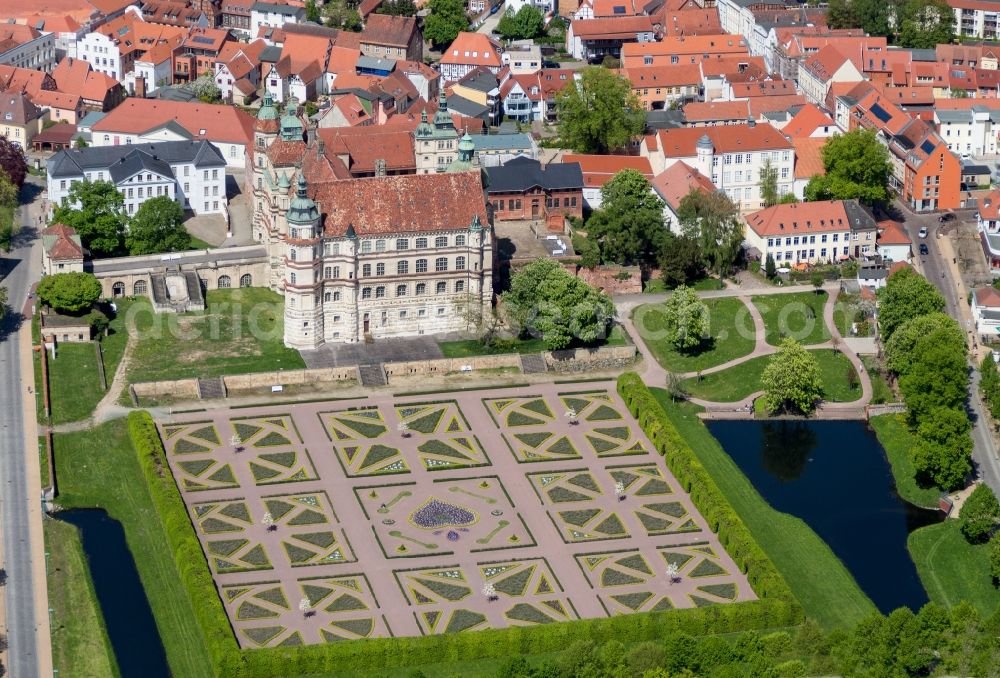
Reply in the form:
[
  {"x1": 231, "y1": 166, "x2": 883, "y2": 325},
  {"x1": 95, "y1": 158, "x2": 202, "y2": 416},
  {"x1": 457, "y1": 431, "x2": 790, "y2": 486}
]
[
  {"x1": 897, "y1": 203, "x2": 1000, "y2": 495},
  {"x1": 0, "y1": 181, "x2": 42, "y2": 678}
]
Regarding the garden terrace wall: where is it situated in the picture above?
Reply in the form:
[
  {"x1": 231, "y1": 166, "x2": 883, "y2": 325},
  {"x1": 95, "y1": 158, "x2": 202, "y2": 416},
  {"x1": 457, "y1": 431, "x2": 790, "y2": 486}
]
[
  {"x1": 383, "y1": 354, "x2": 521, "y2": 378},
  {"x1": 132, "y1": 378, "x2": 200, "y2": 401},
  {"x1": 615, "y1": 372, "x2": 802, "y2": 609},
  {"x1": 223, "y1": 367, "x2": 359, "y2": 390},
  {"x1": 127, "y1": 396, "x2": 802, "y2": 678},
  {"x1": 546, "y1": 344, "x2": 637, "y2": 372}
]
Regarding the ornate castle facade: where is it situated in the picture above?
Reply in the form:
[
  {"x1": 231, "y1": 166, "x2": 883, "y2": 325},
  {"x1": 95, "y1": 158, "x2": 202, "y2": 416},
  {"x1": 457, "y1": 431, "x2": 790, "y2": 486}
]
[{"x1": 249, "y1": 93, "x2": 495, "y2": 350}]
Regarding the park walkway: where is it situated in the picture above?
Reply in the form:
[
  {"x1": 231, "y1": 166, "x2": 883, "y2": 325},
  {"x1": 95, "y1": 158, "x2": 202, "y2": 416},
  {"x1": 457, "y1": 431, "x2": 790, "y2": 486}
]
[{"x1": 620, "y1": 285, "x2": 873, "y2": 418}]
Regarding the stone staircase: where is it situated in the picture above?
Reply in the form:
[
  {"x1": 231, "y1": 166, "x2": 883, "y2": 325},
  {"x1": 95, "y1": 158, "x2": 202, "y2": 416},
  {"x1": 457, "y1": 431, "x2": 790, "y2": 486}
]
[
  {"x1": 197, "y1": 377, "x2": 226, "y2": 400},
  {"x1": 358, "y1": 363, "x2": 387, "y2": 387},
  {"x1": 519, "y1": 353, "x2": 548, "y2": 374}
]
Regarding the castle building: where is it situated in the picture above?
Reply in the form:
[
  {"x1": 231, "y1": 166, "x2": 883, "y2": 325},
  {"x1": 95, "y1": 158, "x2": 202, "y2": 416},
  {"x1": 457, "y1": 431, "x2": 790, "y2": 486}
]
[{"x1": 249, "y1": 92, "x2": 495, "y2": 349}]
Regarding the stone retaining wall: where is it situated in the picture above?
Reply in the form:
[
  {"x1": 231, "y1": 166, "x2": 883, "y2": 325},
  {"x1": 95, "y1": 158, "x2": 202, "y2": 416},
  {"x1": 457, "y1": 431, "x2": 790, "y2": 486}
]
[
  {"x1": 383, "y1": 354, "x2": 521, "y2": 378},
  {"x1": 224, "y1": 367, "x2": 359, "y2": 390},
  {"x1": 132, "y1": 378, "x2": 200, "y2": 401},
  {"x1": 545, "y1": 344, "x2": 637, "y2": 373}
]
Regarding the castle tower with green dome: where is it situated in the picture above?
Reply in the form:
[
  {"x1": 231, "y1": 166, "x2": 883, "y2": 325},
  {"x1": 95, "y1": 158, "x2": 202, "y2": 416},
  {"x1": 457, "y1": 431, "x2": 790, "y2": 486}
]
[
  {"x1": 282, "y1": 172, "x2": 325, "y2": 349},
  {"x1": 414, "y1": 91, "x2": 460, "y2": 174}
]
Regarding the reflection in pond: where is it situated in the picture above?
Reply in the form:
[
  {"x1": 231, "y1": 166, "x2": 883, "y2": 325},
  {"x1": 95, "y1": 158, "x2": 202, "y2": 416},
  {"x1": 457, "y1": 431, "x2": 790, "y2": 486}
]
[{"x1": 706, "y1": 419, "x2": 942, "y2": 614}]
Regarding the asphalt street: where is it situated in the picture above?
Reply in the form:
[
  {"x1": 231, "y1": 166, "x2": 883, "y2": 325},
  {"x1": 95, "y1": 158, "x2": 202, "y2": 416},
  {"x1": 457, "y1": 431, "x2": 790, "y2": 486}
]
[
  {"x1": 0, "y1": 179, "x2": 41, "y2": 678},
  {"x1": 898, "y1": 206, "x2": 1000, "y2": 495}
]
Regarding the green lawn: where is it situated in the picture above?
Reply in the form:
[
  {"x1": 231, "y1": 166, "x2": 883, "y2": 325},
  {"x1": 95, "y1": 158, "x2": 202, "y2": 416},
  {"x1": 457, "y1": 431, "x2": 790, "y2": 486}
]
[
  {"x1": 681, "y1": 349, "x2": 859, "y2": 403},
  {"x1": 861, "y1": 355, "x2": 894, "y2": 405},
  {"x1": 438, "y1": 325, "x2": 626, "y2": 358},
  {"x1": 187, "y1": 236, "x2": 213, "y2": 250},
  {"x1": 869, "y1": 414, "x2": 942, "y2": 509},
  {"x1": 832, "y1": 293, "x2": 855, "y2": 337},
  {"x1": 39, "y1": 437, "x2": 49, "y2": 487},
  {"x1": 45, "y1": 519, "x2": 120, "y2": 678},
  {"x1": 53, "y1": 422, "x2": 214, "y2": 677},
  {"x1": 653, "y1": 393, "x2": 877, "y2": 628},
  {"x1": 909, "y1": 521, "x2": 1000, "y2": 617},
  {"x1": 643, "y1": 277, "x2": 726, "y2": 294},
  {"x1": 752, "y1": 291, "x2": 831, "y2": 346},
  {"x1": 126, "y1": 288, "x2": 305, "y2": 384},
  {"x1": 634, "y1": 297, "x2": 756, "y2": 373}
]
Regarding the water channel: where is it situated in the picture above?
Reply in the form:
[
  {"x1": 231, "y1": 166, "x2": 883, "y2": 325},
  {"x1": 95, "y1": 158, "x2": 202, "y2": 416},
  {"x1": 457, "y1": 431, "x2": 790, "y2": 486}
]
[
  {"x1": 57, "y1": 509, "x2": 169, "y2": 678},
  {"x1": 705, "y1": 419, "x2": 942, "y2": 614}
]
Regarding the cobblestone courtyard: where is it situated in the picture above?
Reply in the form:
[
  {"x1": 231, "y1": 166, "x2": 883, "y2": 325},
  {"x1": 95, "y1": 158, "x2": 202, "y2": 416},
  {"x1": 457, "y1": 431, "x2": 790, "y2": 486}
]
[{"x1": 157, "y1": 382, "x2": 755, "y2": 648}]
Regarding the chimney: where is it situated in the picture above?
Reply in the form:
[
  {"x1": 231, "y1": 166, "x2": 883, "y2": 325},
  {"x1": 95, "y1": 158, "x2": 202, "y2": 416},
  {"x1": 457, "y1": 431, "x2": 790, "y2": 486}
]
[
  {"x1": 375, "y1": 159, "x2": 386, "y2": 177},
  {"x1": 135, "y1": 75, "x2": 146, "y2": 99}
]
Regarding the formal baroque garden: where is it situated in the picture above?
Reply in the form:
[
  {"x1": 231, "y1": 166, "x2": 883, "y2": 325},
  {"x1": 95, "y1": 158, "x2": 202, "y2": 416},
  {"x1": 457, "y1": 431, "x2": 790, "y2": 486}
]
[{"x1": 156, "y1": 383, "x2": 754, "y2": 649}]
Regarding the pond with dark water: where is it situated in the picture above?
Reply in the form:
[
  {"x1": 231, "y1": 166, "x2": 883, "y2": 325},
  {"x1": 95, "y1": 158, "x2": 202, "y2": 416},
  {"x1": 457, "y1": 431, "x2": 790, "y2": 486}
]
[
  {"x1": 57, "y1": 509, "x2": 169, "y2": 678},
  {"x1": 705, "y1": 419, "x2": 941, "y2": 614}
]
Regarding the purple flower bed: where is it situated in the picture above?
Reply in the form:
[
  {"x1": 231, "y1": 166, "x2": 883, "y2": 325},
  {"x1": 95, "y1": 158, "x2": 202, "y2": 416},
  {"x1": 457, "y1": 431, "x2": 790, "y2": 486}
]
[{"x1": 410, "y1": 499, "x2": 476, "y2": 529}]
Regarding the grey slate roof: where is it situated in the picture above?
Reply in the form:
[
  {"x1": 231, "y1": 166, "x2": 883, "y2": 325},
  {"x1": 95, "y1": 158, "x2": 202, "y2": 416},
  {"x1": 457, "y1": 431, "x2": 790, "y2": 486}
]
[
  {"x1": 357, "y1": 55, "x2": 395, "y2": 72},
  {"x1": 936, "y1": 109, "x2": 972, "y2": 123},
  {"x1": 76, "y1": 111, "x2": 106, "y2": 130},
  {"x1": 108, "y1": 151, "x2": 174, "y2": 183},
  {"x1": 252, "y1": 2, "x2": 303, "y2": 15},
  {"x1": 843, "y1": 199, "x2": 877, "y2": 232},
  {"x1": 48, "y1": 140, "x2": 226, "y2": 179},
  {"x1": 446, "y1": 94, "x2": 489, "y2": 119},
  {"x1": 485, "y1": 157, "x2": 583, "y2": 193},
  {"x1": 471, "y1": 132, "x2": 533, "y2": 151}
]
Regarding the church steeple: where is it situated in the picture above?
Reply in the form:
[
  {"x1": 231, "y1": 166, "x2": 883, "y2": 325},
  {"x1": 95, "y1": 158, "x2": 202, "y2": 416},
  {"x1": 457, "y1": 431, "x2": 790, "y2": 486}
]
[{"x1": 433, "y1": 89, "x2": 453, "y2": 130}]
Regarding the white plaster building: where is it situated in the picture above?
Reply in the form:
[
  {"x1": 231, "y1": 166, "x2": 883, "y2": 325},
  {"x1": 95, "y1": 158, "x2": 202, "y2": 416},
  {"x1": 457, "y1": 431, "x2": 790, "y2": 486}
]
[
  {"x1": 0, "y1": 25, "x2": 56, "y2": 72},
  {"x1": 78, "y1": 27, "x2": 124, "y2": 80},
  {"x1": 250, "y1": 2, "x2": 305, "y2": 38},
  {"x1": 743, "y1": 199, "x2": 878, "y2": 267},
  {"x1": 935, "y1": 105, "x2": 1000, "y2": 158},
  {"x1": 47, "y1": 140, "x2": 228, "y2": 217}
]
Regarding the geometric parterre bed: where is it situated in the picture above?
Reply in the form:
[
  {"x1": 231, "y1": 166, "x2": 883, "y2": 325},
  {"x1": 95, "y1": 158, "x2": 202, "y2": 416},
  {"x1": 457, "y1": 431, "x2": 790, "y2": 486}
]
[{"x1": 160, "y1": 382, "x2": 755, "y2": 649}]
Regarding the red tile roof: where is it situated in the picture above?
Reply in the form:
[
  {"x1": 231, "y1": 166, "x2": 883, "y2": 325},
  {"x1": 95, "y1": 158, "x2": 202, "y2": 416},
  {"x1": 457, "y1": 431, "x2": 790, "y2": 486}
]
[
  {"x1": 975, "y1": 286, "x2": 1000, "y2": 308},
  {"x1": 312, "y1": 172, "x2": 487, "y2": 236},
  {"x1": 877, "y1": 220, "x2": 911, "y2": 245},
  {"x1": 792, "y1": 137, "x2": 826, "y2": 180},
  {"x1": 622, "y1": 64, "x2": 701, "y2": 88},
  {"x1": 979, "y1": 189, "x2": 1000, "y2": 220},
  {"x1": 747, "y1": 94, "x2": 807, "y2": 118},
  {"x1": 802, "y1": 45, "x2": 854, "y2": 83},
  {"x1": 745, "y1": 200, "x2": 857, "y2": 238},
  {"x1": 652, "y1": 161, "x2": 715, "y2": 210},
  {"x1": 783, "y1": 104, "x2": 834, "y2": 138},
  {"x1": 653, "y1": 123, "x2": 792, "y2": 158},
  {"x1": 561, "y1": 153, "x2": 652, "y2": 188},
  {"x1": 660, "y1": 8, "x2": 721, "y2": 36},
  {"x1": 317, "y1": 126, "x2": 416, "y2": 175},
  {"x1": 361, "y1": 13, "x2": 417, "y2": 48},
  {"x1": 92, "y1": 99, "x2": 255, "y2": 145},
  {"x1": 42, "y1": 223, "x2": 83, "y2": 260},
  {"x1": 683, "y1": 100, "x2": 750, "y2": 122},
  {"x1": 570, "y1": 15, "x2": 655, "y2": 39},
  {"x1": 730, "y1": 78, "x2": 796, "y2": 98},
  {"x1": 440, "y1": 32, "x2": 501, "y2": 67}
]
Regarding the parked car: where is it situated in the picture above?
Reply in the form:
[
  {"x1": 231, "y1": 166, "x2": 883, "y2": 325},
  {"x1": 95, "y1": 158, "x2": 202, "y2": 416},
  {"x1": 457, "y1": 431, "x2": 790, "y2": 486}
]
[
  {"x1": 919, "y1": 243, "x2": 929, "y2": 255},
  {"x1": 919, "y1": 227, "x2": 928, "y2": 238}
]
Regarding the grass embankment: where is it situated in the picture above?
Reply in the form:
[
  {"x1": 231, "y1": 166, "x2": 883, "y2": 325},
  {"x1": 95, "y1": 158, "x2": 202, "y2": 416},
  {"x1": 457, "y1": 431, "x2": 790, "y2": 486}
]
[
  {"x1": 438, "y1": 325, "x2": 627, "y2": 358},
  {"x1": 45, "y1": 519, "x2": 120, "y2": 678},
  {"x1": 126, "y1": 288, "x2": 305, "y2": 384},
  {"x1": 752, "y1": 291, "x2": 831, "y2": 346},
  {"x1": 909, "y1": 521, "x2": 1000, "y2": 617},
  {"x1": 653, "y1": 392, "x2": 876, "y2": 629},
  {"x1": 643, "y1": 277, "x2": 726, "y2": 294},
  {"x1": 52, "y1": 422, "x2": 214, "y2": 677},
  {"x1": 861, "y1": 355, "x2": 894, "y2": 405},
  {"x1": 633, "y1": 297, "x2": 755, "y2": 373},
  {"x1": 34, "y1": 300, "x2": 133, "y2": 425},
  {"x1": 868, "y1": 414, "x2": 941, "y2": 509},
  {"x1": 681, "y1": 349, "x2": 861, "y2": 403}
]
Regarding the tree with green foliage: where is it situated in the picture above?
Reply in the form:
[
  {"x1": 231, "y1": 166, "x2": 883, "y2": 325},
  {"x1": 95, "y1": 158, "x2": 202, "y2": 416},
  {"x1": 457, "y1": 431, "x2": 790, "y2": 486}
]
[
  {"x1": 877, "y1": 266, "x2": 945, "y2": 341},
  {"x1": 899, "y1": 336, "x2": 968, "y2": 423},
  {"x1": 980, "y1": 353, "x2": 1000, "y2": 420},
  {"x1": 765, "y1": 252, "x2": 776, "y2": 279},
  {"x1": 323, "y1": 0, "x2": 363, "y2": 31},
  {"x1": 0, "y1": 221, "x2": 11, "y2": 252},
  {"x1": 585, "y1": 169, "x2": 665, "y2": 265},
  {"x1": 126, "y1": 195, "x2": 191, "y2": 255},
  {"x1": 0, "y1": 170, "x2": 18, "y2": 210},
  {"x1": 658, "y1": 231, "x2": 703, "y2": 288},
  {"x1": 36, "y1": 272, "x2": 102, "y2": 314},
  {"x1": 0, "y1": 135, "x2": 27, "y2": 187},
  {"x1": 501, "y1": 258, "x2": 614, "y2": 350},
  {"x1": 556, "y1": 67, "x2": 645, "y2": 154},
  {"x1": 826, "y1": 0, "x2": 858, "y2": 28},
  {"x1": 990, "y1": 533, "x2": 1000, "y2": 583},
  {"x1": 959, "y1": 484, "x2": 1000, "y2": 543},
  {"x1": 51, "y1": 180, "x2": 127, "y2": 256},
  {"x1": 378, "y1": 0, "x2": 417, "y2": 14},
  {"x1": 804, "y1": 129, "x2": 892, "y2": 204},
  {"x1": 677, "y1": 188, "x2": 744, "y2": 276},
  {"x1": 496, "y1": 5, "x2": 545, "y2": 40},
  {"x1": 760, "y1": 158, "x2": 779, "y2": 207},
  {"x1": 913, "y1": 406, "x2": 972, "y2": 491},
  {"x1": 304, "y1": 0, "x2": 320, "y2": 22},
  {"x1": 423, "y1": 0, "x2": 469, "y2": 48},
  {"x1": 898, "y1": 0, "x2": 954, "y2": 48},
  {"x1": 572, "y1": 233, "x2": 600, "y2": 269},
  {"x1": 762, "y1": 338, "x2": 823, "y2": 414},
  {"x1": 0, "y1": 286, "x2": 6, "y2": 320},
  {"x1": 662, "y1": 285, "x2": 709, "y2": 351},
  {"x1": 884, "y1": 312, "x2": 964, "y2": 375}
]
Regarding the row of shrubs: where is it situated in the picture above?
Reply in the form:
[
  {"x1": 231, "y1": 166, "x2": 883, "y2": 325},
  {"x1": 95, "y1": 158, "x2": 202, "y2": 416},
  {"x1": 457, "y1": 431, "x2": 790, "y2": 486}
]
[
  {"x1": 129, "y1": 393, "x2": 801, "y2": 678},
  {"x1": 616, "y1": 372, "x2": 802, "y2": 613}
]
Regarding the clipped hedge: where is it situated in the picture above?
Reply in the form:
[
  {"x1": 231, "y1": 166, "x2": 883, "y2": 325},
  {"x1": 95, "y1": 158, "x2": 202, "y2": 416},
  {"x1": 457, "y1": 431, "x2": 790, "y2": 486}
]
[
  {"x1": 129, "y1": 403, "x2": 801, "y2": 678},
  {"x1": 616, "y1": 373, "x2": 801, "y2": 611}
]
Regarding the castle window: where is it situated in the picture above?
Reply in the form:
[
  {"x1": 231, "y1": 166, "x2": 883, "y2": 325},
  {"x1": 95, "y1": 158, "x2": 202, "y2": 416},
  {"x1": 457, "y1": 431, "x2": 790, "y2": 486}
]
[
  {"x1": 362, "y1": 287, "x2": 372, "y2": 299},
  {"x1": 324, "y1": 266, "x2": 332, "y2": 278},
  {"x1": 396, "y1": 284, "x2": 407, "y2": 297},
  {"x1": 289, "y1": 273, "x2": 296, "y2": 285},
  {"x1": 324, "y1": 292, "x2": 331, "y2": 302},
  {"x1": 435, "y1": 257, "x2": 448, "y2": 272},
  {"x1": 455, "y1": 280, "x2": 465, "y2": 292},
  {"x1": 396, "y1": 238, "x2": 409, "y2": 250},
  {"x1": 436, "y1": 281, "x2": 446, "y2": 294},
  {"x1": 455, "y1": 256, "x2": 466, "y2": 270},
  {"x1": 333, "y1": 266, "x2": 340, "y2": 278},
  {"x1": 398, "y1": 261, "x2": 409, "y2": 274},
  {"x1": 361, "y1": 240, "x2": 372, "y2": 253},
  {"x1": 399, "y1": 310, "x2": 407, "y2": 319},
  {"x1": 416, "y1": 282, "x2": 426, "y2": 295},
  {"x1": 376, "y1": 263, "x2": 385, "y2": 276},
  {"x1": 333, "y1": 291, "x2": 341, "y2": 301},
  {"x1": 456, "y1": 235, "x2": 466, "y2": 246},
  {"x1": 332, "y1": 243, "x2": 340, "y2": 255},
  {"x1": 291, "y1": 229, "x2": 297, "y2": 239},
  {"x1": 435, "y1": 236, "x2": 447, "y2": 247},
  {"x1": 290, "y1": 249, "x2": 296, "y2": 261},
  {"x1": 134, "y1": 280, "x2": 147, "y2": 295},
  {"x1": 362, "y1": 264, "x2": 371, "y2": 276},
  {"x1": 218, "y1": 275, "x2": 231, "y2": 288},
  {"x1": 240, "y1": 274, "x2": 252, "y2": 287},
  {"x1": 416, "y1": 237, "x2": 428, "y2": 249},
  {"x1": 376, "y1": 239, "x2": 386, "y2": 252},
  {"x1": 416, "y1": 259, "x2": 428, "y2": 273},
  {"x1": 376, "y1": 286, "x2": 386, "y2": 298}
]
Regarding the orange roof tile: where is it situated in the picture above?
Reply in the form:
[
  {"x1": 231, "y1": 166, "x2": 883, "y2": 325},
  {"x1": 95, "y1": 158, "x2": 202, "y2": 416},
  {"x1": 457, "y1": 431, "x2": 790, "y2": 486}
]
[
  {"x1": 654, "y1": 123, "x2": 792, "y2": 158},
  {"x1": 877, "y1": 220, "x2": 911, "y2": 245},
  {"x1": 682, "y1": 100, "x2": 750, "y2": 122},
  {"x1": 652, "y1": 161, "x2": 715, "y2": 209},
  {"x1": 92, "y1": 98, "x2": 254, "y2": 145},
  {"x1": 745, "y1": 200, "x2": 858, "y2": 238},
  {"x1": 561, "y1": 153, "x2": 652, "y2": 188},
  {"x1": 792, "y1": 137, "x2": 826, "y2": 180},
  {"x1": 440, "y1": 32, "x2": 502, "y2": 67},
  {"x1": 784, "y1": 104, "x2": 835, "y2": 138}
]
